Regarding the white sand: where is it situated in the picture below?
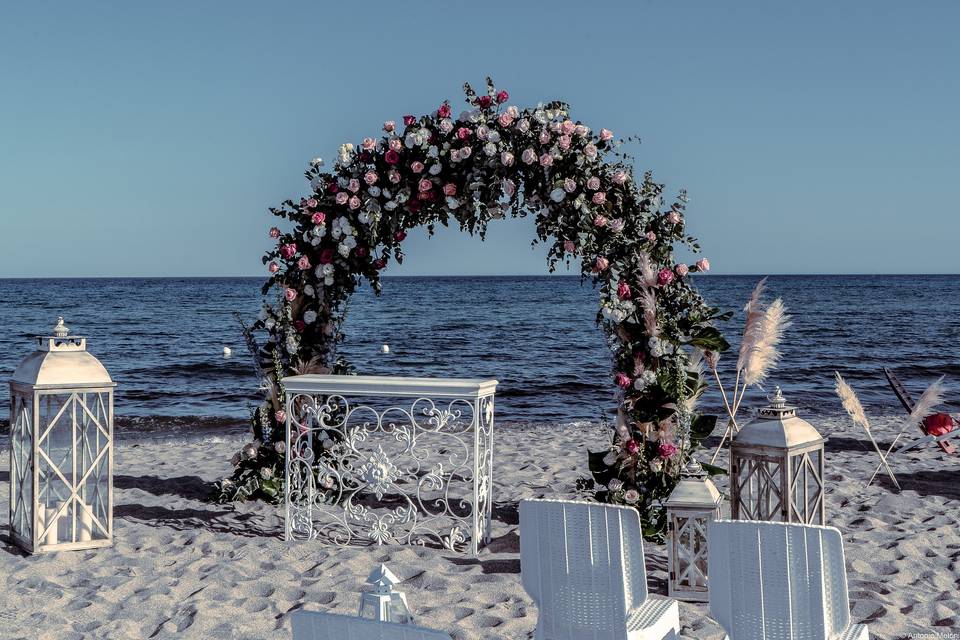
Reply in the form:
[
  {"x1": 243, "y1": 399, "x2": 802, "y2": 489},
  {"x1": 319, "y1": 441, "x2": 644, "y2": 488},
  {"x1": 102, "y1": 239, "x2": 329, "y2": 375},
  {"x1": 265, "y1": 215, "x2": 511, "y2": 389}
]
[{"x1": 1, "y1": 416, "x2": 958, "y2": 639}]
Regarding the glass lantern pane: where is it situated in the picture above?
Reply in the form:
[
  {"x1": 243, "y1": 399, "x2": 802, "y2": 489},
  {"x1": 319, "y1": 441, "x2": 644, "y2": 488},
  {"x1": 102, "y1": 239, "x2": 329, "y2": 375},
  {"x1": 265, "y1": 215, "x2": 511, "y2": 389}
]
[
  {"x1": 737, "y1": 458, "x2": 784, "y2": 521},
  {"x1": 11, "y1": 393, "x2": 33, "y2": 540}
]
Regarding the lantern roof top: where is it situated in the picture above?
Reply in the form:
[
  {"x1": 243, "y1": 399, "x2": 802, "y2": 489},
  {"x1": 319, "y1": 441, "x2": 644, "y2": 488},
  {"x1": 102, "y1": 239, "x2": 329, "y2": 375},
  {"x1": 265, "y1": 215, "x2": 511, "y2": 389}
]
[
  {"x1": 365, "y1": 563, "x2": 401, "y2": 588},
  {"x1": 11, "y1": 318, "x2": 114, "y2": 389},
  {"x1": 665, "y1": 460, "x2": 723, "y2": 509},
  {"x1": 733, "y1": 387, "x2": 824, "y2": 451}
]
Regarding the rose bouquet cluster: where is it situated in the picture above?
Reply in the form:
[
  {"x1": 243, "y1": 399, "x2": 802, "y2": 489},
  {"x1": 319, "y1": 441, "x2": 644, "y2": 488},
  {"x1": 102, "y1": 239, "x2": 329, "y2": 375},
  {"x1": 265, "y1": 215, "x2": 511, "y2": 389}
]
[{"x1": 215, "y1": 79, "x2": 729, "y2": 538}]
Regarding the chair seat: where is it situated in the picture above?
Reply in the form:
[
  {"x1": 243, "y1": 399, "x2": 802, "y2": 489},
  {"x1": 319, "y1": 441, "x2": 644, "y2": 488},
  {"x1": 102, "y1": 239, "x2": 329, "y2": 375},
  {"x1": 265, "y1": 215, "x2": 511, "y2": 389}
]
[
  {"x1": 626, "y1": 596, "x2": 679, "y2": 639},
  {"x1": 834, "y1": 623, "x2": 869, "y2": 640}
]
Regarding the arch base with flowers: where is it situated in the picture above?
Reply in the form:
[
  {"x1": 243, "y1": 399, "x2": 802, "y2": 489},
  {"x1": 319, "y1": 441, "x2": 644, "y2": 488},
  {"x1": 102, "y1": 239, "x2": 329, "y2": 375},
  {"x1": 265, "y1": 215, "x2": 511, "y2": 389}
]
[{"x1": 215, "y1": 78, "x2": 730, "y2": 540}]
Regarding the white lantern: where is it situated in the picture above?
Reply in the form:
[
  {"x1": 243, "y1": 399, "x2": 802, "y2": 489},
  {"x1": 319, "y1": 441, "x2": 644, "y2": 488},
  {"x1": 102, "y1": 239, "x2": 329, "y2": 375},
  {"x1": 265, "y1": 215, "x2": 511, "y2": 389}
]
[
  {"x1": 730, "y1": 387, "x2": 826, "y2": 525},
  {"x1": 8, "y1": 318, "x2": 115, "y2": 553},
  {"x1": 665, "y1": 458, "x2": 723, "y2": 602},
  {"x1": 358, "y1": 564, "x2": 413, "y2": 624}
]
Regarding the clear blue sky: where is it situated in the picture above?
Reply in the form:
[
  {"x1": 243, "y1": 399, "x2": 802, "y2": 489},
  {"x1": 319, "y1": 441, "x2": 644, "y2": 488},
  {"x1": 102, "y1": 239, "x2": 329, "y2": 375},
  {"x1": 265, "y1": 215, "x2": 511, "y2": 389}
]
[{"x1": 2, "y1": 1, "x2": 958, "y2": 277}]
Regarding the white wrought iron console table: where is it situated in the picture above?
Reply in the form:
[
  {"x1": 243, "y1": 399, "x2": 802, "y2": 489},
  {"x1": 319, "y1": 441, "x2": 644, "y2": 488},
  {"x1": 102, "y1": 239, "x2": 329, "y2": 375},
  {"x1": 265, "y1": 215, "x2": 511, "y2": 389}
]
[{"x1": 282, "y1": 375, "x2": 497, "y2": 555}]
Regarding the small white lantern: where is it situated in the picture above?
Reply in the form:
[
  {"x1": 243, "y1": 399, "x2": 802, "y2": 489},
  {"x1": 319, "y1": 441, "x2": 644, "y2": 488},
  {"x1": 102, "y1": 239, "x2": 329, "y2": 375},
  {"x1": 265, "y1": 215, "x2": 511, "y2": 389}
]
[
  {"x1": 358, "y1": 564, "x2": 413, "y2": 624},
  {"x1": 730, "y1": 387, "x2": 826, "y2": 525},
  {"x1": 665, "y1": 457, "x2": 723, "y2": 602},
  {"x1": 8, "y1": 318, "x2": 115, "y2": 553}
]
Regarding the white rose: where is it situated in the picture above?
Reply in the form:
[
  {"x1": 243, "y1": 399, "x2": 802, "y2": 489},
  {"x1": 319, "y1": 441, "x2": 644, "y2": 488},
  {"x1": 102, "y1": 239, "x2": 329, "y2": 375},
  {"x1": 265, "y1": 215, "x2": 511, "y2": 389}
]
[
  {"x1": 324, "y1": 275, "x2": 334, "y2": 286},
  {"x1": 446, "y1": 196, "x2": 460, "y2": 210},
  {"x1": 368, "y1": 186, "x2": 381, "y2": 197},
  {"x1": 385, "y1": 201, "x2": 397, "y2": 211},
  {"x1": 313, "y1": 225, "x2": 326, "y2": 238},
  {"x1": 428, "y1": 163, "x2": 442, "y2": 175},
  {"x1": 483, "y1": 142, "x2": 497, "y2": 157},
  {"x1": 304, "y1": 310, "x2": 317, "y2": 324},
  {"x1": 265, "y1": 317, "x2": 276, "y2": 329},
  {"x1": 550, "y1": 188, "x2": 565, "y2": 203},
  {"x1": 624, "y1": 488, "x2": 640, "y2": 503},
  {"x1": 518, "y1": 119, "x2": 530, "y2": 133},
  {"x1": 358, "y1": 211, "x2": 371, "y2": 224},
  {"x1": 608, "y1": 478, "x2": 623, "y2": 492},
  {"x1": 285, "y1": 336, "x2": 298, "y2": 354},
  {"x1": 427, "y1": 145, "x2": 439, "y2": 158},
  {"x1": 304, "y1": 285, "x2": 314, "y2": 297},
  {"x1": 338, "y1": 243, "x2": 351, "y2": 257},
  {"x1": 344, "y1": 236, "x2": 357, "y2": 248},
  {"x1": 322, "y1": 264, "x2": 334, "y2": 275},
  {"x1": 331, "y1": 225, "x2": 342, "y2": 240},
  {"x1": 487, "y1": 131, "x2": 501, "y2": 143}
]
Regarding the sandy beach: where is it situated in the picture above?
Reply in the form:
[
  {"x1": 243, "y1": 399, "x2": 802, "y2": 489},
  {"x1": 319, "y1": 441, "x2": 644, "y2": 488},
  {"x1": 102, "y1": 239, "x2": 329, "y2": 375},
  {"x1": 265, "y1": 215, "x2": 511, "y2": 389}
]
[{"x1": 1, "y1": 415, "x2": 957, "y2": 640}]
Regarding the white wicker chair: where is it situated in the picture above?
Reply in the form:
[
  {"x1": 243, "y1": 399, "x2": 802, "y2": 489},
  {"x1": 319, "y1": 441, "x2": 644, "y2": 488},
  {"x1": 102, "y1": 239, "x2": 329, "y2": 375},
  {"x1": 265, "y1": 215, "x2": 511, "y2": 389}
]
[
  {"x1": 519, "y1": 498, "x2": 680, "y2": 640},
  {"x1": 290, "y1": 611, "x2": 453, "y2": 640},
  {"x1": 708, "y1": 519, "x2": 869, "y2": 640}
]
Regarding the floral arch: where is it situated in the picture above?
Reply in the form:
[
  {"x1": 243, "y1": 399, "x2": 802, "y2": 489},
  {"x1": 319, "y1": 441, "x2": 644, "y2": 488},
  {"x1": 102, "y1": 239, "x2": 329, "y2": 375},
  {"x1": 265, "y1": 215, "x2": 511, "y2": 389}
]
[{"x1": 217, "y1": 79, "x2": 729, "y2": 538}]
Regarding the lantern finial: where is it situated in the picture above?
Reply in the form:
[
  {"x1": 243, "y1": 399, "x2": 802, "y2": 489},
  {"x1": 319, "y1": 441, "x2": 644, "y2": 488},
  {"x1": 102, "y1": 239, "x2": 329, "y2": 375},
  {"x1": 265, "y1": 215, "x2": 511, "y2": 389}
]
[{"x1": 53, "y1": 317, "x2": 69, "y2": 338}]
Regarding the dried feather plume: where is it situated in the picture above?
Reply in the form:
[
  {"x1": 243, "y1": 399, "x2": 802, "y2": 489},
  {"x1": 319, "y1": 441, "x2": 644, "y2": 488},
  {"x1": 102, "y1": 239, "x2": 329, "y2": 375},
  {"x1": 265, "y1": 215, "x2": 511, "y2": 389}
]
[
  {"x1": 637, "y1": 251, "x2": 657, "y2": 288},
  {"x1": 905, "y1": 376, "x2": 947, "y2": 430},
  {"x1": 743, "y1": 297, "x2": 791, "y2": 386},
  {"x1": 640, "y1": 288, "x2": 659, "y2": 337},
  {"x1": 736, "y1": 277, "x2": 768, "y2": 372},
  {"x1": 834, "y1": 372, "x2": 870, "y2": 431}
]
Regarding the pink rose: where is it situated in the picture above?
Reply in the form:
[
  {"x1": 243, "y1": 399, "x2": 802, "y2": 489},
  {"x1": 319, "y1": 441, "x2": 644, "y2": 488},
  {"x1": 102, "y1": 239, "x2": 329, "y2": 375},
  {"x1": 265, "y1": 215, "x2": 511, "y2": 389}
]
[
  {"x1": 450, "y1": 149, "x2": 461, "y2": 162},
  {"x1": 503, "y1": 179, "x2": 516, "y2": 197},
  {"x1": 646, "y1": 231, "x2": 657, "y2": 242},
  {"x1": 318, "y1": 249, "x2": 334, "y2": 264},
  {"x1": 657, "y1": 268, "x2": 675, "y2": 286},
  {"x1": 443, "y1": 183, "x2": 457, "y2": 196},
  {"x1": 539, "y1": 131, "x2": 551, "y2": 145},
  {"x1": 439, "y1": 119, "x2": 453, "y2": 134},
  {"x1": 388, "y1": 169, "x2": 401, "y2": 183},
  {"x1": 594, "y1": 214, "x2": 608, "y2": 227},
  {"x1": 364, "y1": 171, "x2": 378, "y2": 186},
  {"x1": 563, "y1": 240, "x2": 576, "y2": 254},
  {"x1": 612, "y1": 171, "x2": 629, "y2": 185},
  {"x1": 522, "y1": 148, "x2": 537, "y2": 164},
  {"x1": 348, "y1": 196, "x2": 361, "y2": 210},
  {"x1": 269, "y1": 227, "x2": 280, "y2": 239},
  {"x1": 594, "y1": 256, "x2": 609, "y2": 272},
  {"x1": 457, "y1": 127, "x2": 471, "y2": 140},
  {"x1": 306, "y1": 198, "x2": 318, "y2": 208},
  {"x1": 279, "y1": 243, "x2": 297, "y2": 259},
  {"x1": 384, "y1": 150, "x2": 400, "y2": 165},
  {"x1": 675, "y1": 263, "x2": 689, "y2": 277},
  {"x1": 275, "y1": 410, "x2": 286, "y2": 424},
  {"x1": 539, "y1": 153, "x2": 553, "y2": 167},
  {"x1": 667, "y1": 211, "x2": 682, "y2": 225},
  {"x1": 498, "y1": 112, "x2": 514, "y2": 128},
  {"x1": 506, "y1": 106, "x2": 519, "y2": 118},
  {"x1": 696, "y1": 258, "x2": 711, "y2": 272},
  {"x1": 592, "y1": 192, "x2": 607, "y2": 205},
  {"x1": 625, "y1": 439, "x2": 640, "y2": 455},
  {"x1": 575, "y1": 124, "x2": 589, "y2": 137},
  {"x1": 312, "y1": 212, "x2": 326, "y2": 225},
  {"x1": 403, "y1": 115, "x2": 416, "y2": 126},
  {"x1": 460, "y1": 146, "x2": 472, "y2": 158},
  {"x1": 615, "y1": 373, "x2": 632, "y2": 389},
  {"x1": 388, "y1": 138, "x2": 402, "y2": 152},
  {"x1": 617, "y1": 281, "x2": 631, "y2": 300},
  {"x1": 394, "y1": 230, "x2": 407, "y2": 242},
  {"x1": 599, "y1": 128, "x2": 614, "y2": 141},
  {"x1": 495, "y1": 90, "x2": 509, "y2": 104},
  {"x1": 561, "y1": 120, "x2": 576, "y2": 135},
  {"x1": 587, "y1": 177, "x2": 601, "y2": 190},
  {"x1": 500, "y1": 151, "x2": 515, "y2": 166},
  {"x1": 297, "y1": 255, "x2": 311, "y2": 270},
  {"x1": 584, "y1": 144, "x2": 598, "y2": 159},
  {"x1": 476, "y1": 125, "x2": 489, "y2": 140},
  {"x1": 348, "y1": 179, "x2": 360, "y2": 193},
  {"x1": 438, "y1": 102, "x2": 451, "y2": 118},
  {"x1": 410, "y1": 161, "x2": 424, "y2": 174},
  {"x1": 558, "y1": 134, "x2": 571, "y2": 150},
  {"x1": 284, "y1": 288, "x2": 298, "y2": 302},
  {"x1": 383, "y1": 120, "x2": 395, "y2": 132},
  {"x1": 658, "y1": 442, "x2": 678, "y2": 459},
  {"x1": 362, "y1": 137, "x2": 376, "y2": 151},
  {"x1": 563, "y1": 178, "x2": 577, "y2": 193},
  {"x1": 268, "y1": 262, "x2": 279, "y2": 273},
  {"x1": 418, "y1": 178, "x2": 432, "y2": 193},
  {"x1": 477, "y1": 95, "x2": 492, "y2": 108},
  {"x1": 335, "y1": 192, "x2": 349, "y2": 205}
]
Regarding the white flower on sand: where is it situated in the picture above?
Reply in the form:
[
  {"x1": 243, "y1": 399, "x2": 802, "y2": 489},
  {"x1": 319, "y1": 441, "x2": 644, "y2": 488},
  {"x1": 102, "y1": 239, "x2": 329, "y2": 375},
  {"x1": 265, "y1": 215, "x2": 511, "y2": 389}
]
[
  {"x1": 550, "y1": 188, "x2": 565, "y2": 203},
  {"x1": 304, "y1": 310, "x2": 318, "y2": 324}
]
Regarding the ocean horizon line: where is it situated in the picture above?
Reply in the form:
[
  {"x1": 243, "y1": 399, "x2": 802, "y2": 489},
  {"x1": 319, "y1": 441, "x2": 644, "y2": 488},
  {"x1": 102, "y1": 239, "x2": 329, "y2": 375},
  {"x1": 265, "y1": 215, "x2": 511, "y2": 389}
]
[{"x1": 1, "y1": 272, "x2": 958, "y2": 280}]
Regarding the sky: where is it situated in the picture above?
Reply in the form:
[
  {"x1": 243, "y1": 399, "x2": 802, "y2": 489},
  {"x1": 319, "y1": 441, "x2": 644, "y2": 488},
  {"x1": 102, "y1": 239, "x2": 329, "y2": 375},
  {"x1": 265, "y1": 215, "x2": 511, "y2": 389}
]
[{"x1": 1, "y1": 1, "x2": 958, "y2": 277}]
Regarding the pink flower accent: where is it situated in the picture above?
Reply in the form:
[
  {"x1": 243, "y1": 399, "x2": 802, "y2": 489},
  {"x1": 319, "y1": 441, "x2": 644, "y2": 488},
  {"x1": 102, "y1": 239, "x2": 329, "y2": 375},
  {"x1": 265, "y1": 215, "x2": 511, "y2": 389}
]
[
  {"x1": 539, "y1": 153, "x2": 554, "y2": 167},
  {"x1": 364, "y1": 171, "x2": 378, "y2": 186},
  {"x1": 477, "y1": 95, "x2": 492, "y2": 108},
  {"x1": 437, "y1": 102, "x2": 451, "y2": 118},
  {"x1": 584, "y1": 144, "x2": 598, "y2": 159},
  {"x1": 594, "y1": 214, "x2": 608, "y2": 227},
  {"x1": 561, "y1": 120, "x2": 576, "y2": 135},
  {"x1": 361, "y1": 137, "x2": 376, "y2": 151},
  {"x1": 348, "y1": 179, "x2": 360, "y2": 193},
  {"x1": 476, "y1": 125, "x2": 489, "y2": 140},
  {"x1": 667, "y1": 211, "x2": 682, "y2": 225},
  {"x1": 617, "y1": 281, "x2": 632, "y2": 300},
  {"x1": 457, "y1": 127, "x2": 471, "y2": 140},
  {"x1": 279, "y1": 243, "x2": 297, "y2": 259},
  {"x1": 575, "y1": 124, "x2": 589, "y2": 137},
  {"x1": 506, "y1": 106, "x2": 519, "y2": 118},
  {"x1": 443, "y1": 183, "x2": 457, "y2": 196},
  {"x1": 599, "y1": 128, "x2": 614, "y2": 141},
  {"x1": 403, "y1": 115, "x2": 416, "y2": 126},
  {"x1": 388, "y1": 138, "x2": 402, "y2": 152},
  {"x1": 495, "y1": 90, "x2": 509, "y2": 104},
  {"x1": 394, "y1": 230, "x2": 407, "y2": 242},
  {"x1": 500, "y1": 151, "x2": 515, "y2": 166},
  {"x1": 594, "y1": 256, "x2": 610, "y2": 272},
  {"x1": 625, "y1": 439, "x2": 640, "y2": 455},
  {"x1": 311, "y1": 212, "x2": 326, "y2": 225},
  {"x1": 658, "y1": 442, "x2": 678, "y2": 458},
  {"x1": 587, "y1": 176, "x2": 601, "y2": 190},
  {"x1": 388, "y1": 169, "x2": 401, "y2": 183},
  {"x1": 563, "y1": 240, "x2": 576, "y2": 254},
  {"x1": 498, "y1": 112, "x2": 514, "y2": 128},
  {"x1": 418, "y1": 178, "x2": 432, "y2": 192},
  {"x1": 383, "y1": 120, "x2": 395, "y2": 133},
  {"x1": 318, "y1": 249, "x2": 334, "y2": 264},
  {"x1": 558, "y1": 134, "x2": 571, "y2": 150},
  {"x1": 539, "y1": 131, "x2": 551, "y2": 145},
  {"x1": 675, "y1": 263, "x2": 689, "y2": 277},
  {"x1": 384, "y1": 150, "x2": 400, "y2": 165},
  {"x1": 275, "y1": 410, "x2": 286, "y2": 424},
  {"x1": 657, "y1": 268, "x2": 675, "y2": 286},
  {"x1": 297, "y1": 255, "x2": 311, "y2": 270},
  {"x1": 335, "y1": 192, "x2": 349, "y2": 205},
  {"x1": 696, "y1": 258, "x2": 711, "y2": 272},
  {"x1": 348, "y1": 196, "x2": 361, "y2": 210},
  {"x1": 612, "y1": 171, "x2": 629, "y2": 185},
  {"x1": 564, "y1": 178, "x2": 577, "y2": 193},
  {"x1": 306, "y1": 198, "x2": 318, "y2": 208},
  {"x1": 460, "y1": 146, "x2": 472, "y2": 158},
  {"x1": 269, "y1": 227, "x2": 280, "y2": 239},
  {"x1": 646, "y1": 231, "x2": 657, "y2": 243},
  {"x1": 592, "y1": 192, "x2": 607, "y2": 205},
  {"x1": 521, "y1": 148, "x2": 537, "y2": 164},
  {"x1": 503, "y1": 179, "x2": 516, "y2": 197},
  {"x1": 268, "y1": 262, "x2": 279, "y2": 273},
  {"x1": 410, "y1": 161, "x2": 425, "y2": 174},
  {"x1": 284, "y1": 288, "x2": 298, "y2": 302},
  {"x1": 615, "y1": 373, "x2": 633, "y2": 389}
]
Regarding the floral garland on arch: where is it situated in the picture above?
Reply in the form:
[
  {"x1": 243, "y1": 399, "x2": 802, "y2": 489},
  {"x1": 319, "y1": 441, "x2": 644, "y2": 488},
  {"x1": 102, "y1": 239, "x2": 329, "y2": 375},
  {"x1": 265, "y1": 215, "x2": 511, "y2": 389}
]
[{"x1": 215, "y1": 78, "x2": 730, "y2": 539}]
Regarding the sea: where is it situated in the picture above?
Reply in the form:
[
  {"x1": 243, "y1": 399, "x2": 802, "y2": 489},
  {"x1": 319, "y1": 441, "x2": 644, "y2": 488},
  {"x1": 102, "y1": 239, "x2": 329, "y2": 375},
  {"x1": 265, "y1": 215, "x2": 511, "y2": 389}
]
[{"x1": 1, "y1": 275, "x2": 957, "y2": 439}]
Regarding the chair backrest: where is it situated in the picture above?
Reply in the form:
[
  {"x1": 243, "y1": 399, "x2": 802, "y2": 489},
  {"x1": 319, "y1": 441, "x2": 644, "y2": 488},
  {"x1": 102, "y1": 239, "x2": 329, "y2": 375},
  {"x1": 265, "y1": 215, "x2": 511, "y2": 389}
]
[
  {"x1": 708, "y1": 519, "x2": 852, "y2": 640},
  {"x1": 291, "y1": 611, "x2": 453, "y2": 640},
  {"x1": 519, "y1": 499, "x2": 648, "y2": 638}
]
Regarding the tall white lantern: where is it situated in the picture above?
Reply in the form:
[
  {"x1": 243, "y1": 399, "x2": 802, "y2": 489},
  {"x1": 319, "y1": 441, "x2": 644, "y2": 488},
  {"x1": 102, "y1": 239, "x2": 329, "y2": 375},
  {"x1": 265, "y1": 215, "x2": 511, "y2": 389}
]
[
  {"x1": 358, "y1": 564, "x2": 413, "y2": 624},
  {"x1": 8, "y1": 318, "x2": 115, "y2": 553},
  {"x1": 665, "y1": 458, "x2": 723, "y2": 602}
]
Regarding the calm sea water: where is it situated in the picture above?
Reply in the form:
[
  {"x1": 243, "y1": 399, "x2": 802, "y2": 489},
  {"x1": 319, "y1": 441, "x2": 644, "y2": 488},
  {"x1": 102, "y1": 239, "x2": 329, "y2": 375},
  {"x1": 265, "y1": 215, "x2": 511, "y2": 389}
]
[{"x1": 1, "y1": 275, "x2": 957, "y2": 437}]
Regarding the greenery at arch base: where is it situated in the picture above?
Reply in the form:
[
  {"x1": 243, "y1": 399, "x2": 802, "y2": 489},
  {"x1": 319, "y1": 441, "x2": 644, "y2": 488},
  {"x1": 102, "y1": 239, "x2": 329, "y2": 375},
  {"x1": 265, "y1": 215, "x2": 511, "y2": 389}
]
[{"x1": 215, "y1": 78, "x2": 730, "y2": 540}]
